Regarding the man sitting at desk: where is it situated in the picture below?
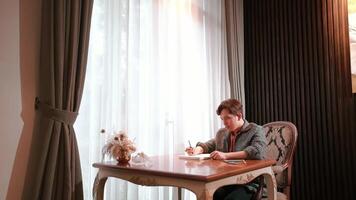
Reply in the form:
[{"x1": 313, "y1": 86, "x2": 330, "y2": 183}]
[{"x1": 185, "y1": 98, "x2": 267, "y2": 200}]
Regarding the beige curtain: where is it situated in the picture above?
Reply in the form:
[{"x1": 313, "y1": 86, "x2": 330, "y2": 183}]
[
  {"x1": 225, "y1": 0, "x2": 245, "y2": 110},
  {"x1": 23, "y1": 0, "x2": 93, "y2": 199}
]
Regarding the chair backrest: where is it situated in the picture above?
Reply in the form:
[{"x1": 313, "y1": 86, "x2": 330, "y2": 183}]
[
  {"x1": 263, "y1": 121, "x2": 297, "y2": 167},
  {"x1": 263, "y1": 121, "x2": 298, "y2": 189},
  {"x1": 252, "y1": 121, "x2": 298, "y2": 200}
]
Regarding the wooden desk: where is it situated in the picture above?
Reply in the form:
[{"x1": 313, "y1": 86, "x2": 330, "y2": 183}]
[{"x1": 92, "y1": 155, "x2": 277, "y2": 200}]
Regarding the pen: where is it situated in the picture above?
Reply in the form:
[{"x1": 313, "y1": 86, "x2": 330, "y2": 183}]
[
  {"x1": 224, "y1": 159, "x2": 246, "y2": 164},
  {"x1": 188, "y1": 140, "x2": 192, "y2": 148}
]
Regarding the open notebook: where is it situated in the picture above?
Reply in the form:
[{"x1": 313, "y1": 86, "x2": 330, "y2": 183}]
[{"x1": 178, "y1": 154, "x2": 211, "y2": 160}]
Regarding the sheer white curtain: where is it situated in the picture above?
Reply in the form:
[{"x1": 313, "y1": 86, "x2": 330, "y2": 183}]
[{"x1": 75, "y1": 0, "x2": 230, "y2": 199}]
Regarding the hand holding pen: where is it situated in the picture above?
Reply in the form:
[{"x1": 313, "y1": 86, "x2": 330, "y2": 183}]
[
  {"x1": 185, "y1": 140, "x2": 194, "y2": 155},
  {"x1": 185, "y1": 140, "x2": 204, "y2": 155}
]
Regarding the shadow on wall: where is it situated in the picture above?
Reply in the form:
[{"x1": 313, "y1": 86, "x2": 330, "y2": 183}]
[{"x1": 6, "y1": 0, "x2": 41, "y2": 199}]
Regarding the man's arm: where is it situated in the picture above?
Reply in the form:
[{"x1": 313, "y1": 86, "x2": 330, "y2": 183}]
[
  {"x1": 225, "y1": 151, "x2": 248, "y2": 159},
  {"x1": 185, "y1": 138, "x2": 216, "y2": 155},
  {"x1": 210, "y1": 126, "x2": 266, "y2": 160},
  {"x1": 185, "y1": 145, "x2": 204, "y2": 155},
  {"x1": 196, "y1": 138, "x2": 216, "y2": 153},
  {"x1": 210, "y1": 150, "x2": 247, "y2": 160},
  {"x1": 243, "y1": 126, "x2": 267, "y2": 160}
]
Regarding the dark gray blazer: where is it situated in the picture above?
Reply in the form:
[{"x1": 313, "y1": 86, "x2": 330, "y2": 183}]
[{"x1": 197, "y1": 120, "x2": 267, "y2": 160}]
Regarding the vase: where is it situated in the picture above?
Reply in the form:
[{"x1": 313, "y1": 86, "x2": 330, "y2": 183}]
[{"x1": 116, "y1": 151, "x2": 131, "y2": 164}]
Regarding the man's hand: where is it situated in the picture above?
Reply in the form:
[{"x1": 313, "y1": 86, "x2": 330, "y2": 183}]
[
  {"x1": 210, "y1": 151, "x2": 227, "y2": 160},
  {"x1": 185, "y1": 146, "x2": 204, "y2": 155},
  {"x1": 185, "y1": 147, "x2": 194, "y2": 155}
]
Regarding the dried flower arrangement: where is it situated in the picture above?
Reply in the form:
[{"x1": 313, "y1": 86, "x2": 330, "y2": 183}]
[{"x1": 102, "y1": 130, "x2": 136, "y2": 163}]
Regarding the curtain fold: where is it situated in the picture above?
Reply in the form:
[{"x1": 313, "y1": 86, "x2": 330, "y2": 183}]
[
  {"x1": 225, "y1": 0, "x2": 245, "y2": 110},
  {"x1": 23, "y1": 0, "x2": 93, "y2": 199}
]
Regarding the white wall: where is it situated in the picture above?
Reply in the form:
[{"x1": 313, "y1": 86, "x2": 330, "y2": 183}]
[
  {"x1": 0, "y1": 0, "x2": 41, "y2": 199},
  {"x1": 0, "y1": 0, "x2": 22, "y2": 199}
]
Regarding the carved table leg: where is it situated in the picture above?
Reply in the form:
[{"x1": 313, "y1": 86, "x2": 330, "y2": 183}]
[
  {"x1": 196, "y1": 188, "x2": 214, "y2": 200},
  {"x1": 93, "y1": 172, "x2": 108, "y2": 200},
  {"x1": 188, "y1": 184, "x2": 216, "y2": 200}
]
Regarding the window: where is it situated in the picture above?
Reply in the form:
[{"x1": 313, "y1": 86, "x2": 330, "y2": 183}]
[
  {"x1": 75, "y1": 0, "x2": 230, "y2": 199},
  {"x1": 348, "y1": 0, "x2": 356, "y2": 92}
]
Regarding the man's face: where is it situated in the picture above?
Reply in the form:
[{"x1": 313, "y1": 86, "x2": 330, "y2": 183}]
[{"x1": 220, "y1": 109, "x2": 242, "y2": 132}]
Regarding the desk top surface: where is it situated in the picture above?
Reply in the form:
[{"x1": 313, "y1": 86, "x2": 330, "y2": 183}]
[{"x1": 93, "y1": 155, "x2": 276, "y2": 182}]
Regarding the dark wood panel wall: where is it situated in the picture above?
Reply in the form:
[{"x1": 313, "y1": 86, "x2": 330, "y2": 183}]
[{"x1": 244, "y1": 0, "x2": 356, "y2": 199}]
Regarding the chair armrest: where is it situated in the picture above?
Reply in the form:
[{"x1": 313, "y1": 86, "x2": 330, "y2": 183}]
[{"x1": 272, "y1": 165, "x2": 287, "y2": 174}]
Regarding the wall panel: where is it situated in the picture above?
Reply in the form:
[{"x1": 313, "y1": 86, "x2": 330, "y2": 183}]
[{"x1": 244, "y1": 0, "x2": 356, "y2": 199}]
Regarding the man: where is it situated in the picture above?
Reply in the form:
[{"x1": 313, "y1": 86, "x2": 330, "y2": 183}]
[{"x1": 185, "y1": 99, "x2": 267, "y2": 200}]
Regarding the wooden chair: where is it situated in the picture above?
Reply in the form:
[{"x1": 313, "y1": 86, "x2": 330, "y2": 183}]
[{"x1": 254, "y1": 121, "x2": 298, "y2": 200}]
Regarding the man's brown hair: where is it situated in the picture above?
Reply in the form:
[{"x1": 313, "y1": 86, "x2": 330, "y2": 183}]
[{"x1": 216, "y1": 99, "x2": 243, "y2": 116}]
